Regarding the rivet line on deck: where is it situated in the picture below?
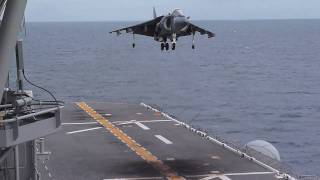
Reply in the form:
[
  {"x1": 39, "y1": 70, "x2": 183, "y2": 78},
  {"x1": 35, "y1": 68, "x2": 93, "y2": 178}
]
[{"x1": 76, "y1": 102, "x2": 185, "y2": 180}]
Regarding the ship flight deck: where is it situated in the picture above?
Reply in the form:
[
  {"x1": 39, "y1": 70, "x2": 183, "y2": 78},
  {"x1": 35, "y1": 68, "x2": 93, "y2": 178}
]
[{"x1": 38, "y1": 102, "x2": 293, "y2": 180}]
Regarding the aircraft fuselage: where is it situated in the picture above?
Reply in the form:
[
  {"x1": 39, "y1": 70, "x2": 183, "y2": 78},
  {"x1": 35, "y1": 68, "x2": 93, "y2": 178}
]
[{"x1": 155, "y1": 15, "x2": 189, "y2": 42}]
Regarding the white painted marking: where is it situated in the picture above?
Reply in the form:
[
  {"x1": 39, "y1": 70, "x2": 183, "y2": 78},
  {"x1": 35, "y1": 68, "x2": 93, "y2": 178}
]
[
  {"x1": 210, "y1": 171, "x2": 220, "y2": 174},
  {"x1": 66, "y1": 127, "x2": 102, "y2": 135},
  {"x1": 103, "y1": 177, "x2": 162, "y2": 180},
  {"x1": 155, "y1": 135, "x2": 173, "y2": 144},
  {"x1": 138, "y1": 120, "x2": 172, "y2": 123},
  {"x1": 114, "y1": 120, "x2": 136, "y2": 125},
  {"x1": 199, "y1": 171, "x2": 275, "y2": 180},
  {"x1": 203, "y1": 163, "x2": 210, "y2": 166},
  {"x1": 200, "y1": 175, "x2": 231, "y2": 180},
  {"x1": 166, "y1": 157, "x2": 175, "y2": 161},
  {"x1": 105, "y1": 113, "x2": 112, "y2": 117},
  {"x1": 135, "y1": 122, "x2": 150, "y2": 130},
  {"x1": 113, "y1": 119, "x2": 172, "y2": 125},
  {"x1": 136, "y1": 112, "x2": 142, "y2": 115},
  {"x1": 186, "y1": 171, "x2": 275, "y2": 178},
  {"x1": 225, "y1": 172, "x2": 275, "y2": 176},
  {"x1": 211, "y1": 156, "x2": 220, "y2": 159},
  {"x1": 62, "y1": 122, "x2": 98, "y2": 125}
]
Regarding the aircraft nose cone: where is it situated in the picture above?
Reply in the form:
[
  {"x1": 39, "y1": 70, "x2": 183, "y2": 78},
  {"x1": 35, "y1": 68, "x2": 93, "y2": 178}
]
[{"x1": 173, "y1": 17, "x2": 187, "y2": 32}]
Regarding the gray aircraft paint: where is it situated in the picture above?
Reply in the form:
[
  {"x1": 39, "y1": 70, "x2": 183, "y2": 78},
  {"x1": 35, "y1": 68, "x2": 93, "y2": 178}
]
[{"x1": 110, "y1": 8, "x2": 214, "y2": 50}]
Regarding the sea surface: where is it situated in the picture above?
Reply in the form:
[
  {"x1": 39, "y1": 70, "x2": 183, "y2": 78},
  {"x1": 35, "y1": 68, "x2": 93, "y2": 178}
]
[{"x1": 17, "y1": 20, "x2": 320, "y2": 176}]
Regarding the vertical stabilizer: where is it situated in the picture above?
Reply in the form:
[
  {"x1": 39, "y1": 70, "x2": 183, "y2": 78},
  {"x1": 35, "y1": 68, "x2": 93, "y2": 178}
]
[{"x1": 153, "y1": 7, "x2": 157, "y2": 18}]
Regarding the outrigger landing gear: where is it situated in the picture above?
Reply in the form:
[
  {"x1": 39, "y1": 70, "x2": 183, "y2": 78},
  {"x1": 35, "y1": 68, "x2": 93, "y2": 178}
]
[
  {"x1": 132, "y1": 33, "x2": 136, "y2": 48},
  {"x1": 172, "y1": 33, "x2": 177, "y2": 50},
  {"x1": 192, "y1": 33, "x2": 195, "y2": 49}
]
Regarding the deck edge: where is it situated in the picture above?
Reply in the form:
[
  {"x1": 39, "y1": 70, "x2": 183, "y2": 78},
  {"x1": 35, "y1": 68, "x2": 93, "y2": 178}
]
[{"x1": 140, "y1": 102, "x2": 297, "y2": 180}]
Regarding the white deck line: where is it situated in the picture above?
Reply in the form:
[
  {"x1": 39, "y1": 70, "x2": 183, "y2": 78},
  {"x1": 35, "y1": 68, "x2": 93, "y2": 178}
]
[
  {"x1": 155, "y1": 135, "x2": 173, "y2": 144},
  {"x1": 140, "y1": 102, "x2": 297, "y2": 180},
  {"x1": 103, "y1": 177, "x2": 162, "y2": 180},
  {"x1": 62, "y1": 122, "x2": 98, "y2": 125},
  {"x1": 186, "y1": 171, "x2": 274, "y2": 178},
  {"x1": 112, "y1": 119, "x2": 172, "y2": 124},
  {"x1": 135, "y1": 122, "x2": 150, "y2": 130},
  {"x1": 200, "y1": 175, "x2": 231, "y2": 180},
  {"x1": 66, "y1": 127, "x2": 102, "y2": 135},
  {"x1": 225, "y1": 171, "x2": 275, "y2": 176}
]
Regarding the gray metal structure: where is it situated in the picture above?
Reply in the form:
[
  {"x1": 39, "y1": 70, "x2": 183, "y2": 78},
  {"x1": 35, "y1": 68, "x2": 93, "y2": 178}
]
[
  {"x1": 110, "y1": 8, "x2": 215, "y2": 50},
  {"x1": 0, "y1": 0, "x2": 62, "y2": 180},
  {"x1": 0, "y1": 0, "x2": 27, "y2": 101}
]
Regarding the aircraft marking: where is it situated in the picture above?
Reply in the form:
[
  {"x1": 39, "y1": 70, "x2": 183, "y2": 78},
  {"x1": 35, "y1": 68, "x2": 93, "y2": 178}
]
[
  {"x1": 155, "y1": 135, "x2": 173, "y2": 144},
  {"x1": 76, "y1": 102, "x2": 184, "y2": 180}
]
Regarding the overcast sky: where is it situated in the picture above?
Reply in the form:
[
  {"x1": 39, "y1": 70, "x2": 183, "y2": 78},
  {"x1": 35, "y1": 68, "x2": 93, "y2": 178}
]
[{"x1": 25, "y1": 0, "x2": 320, "y2": 22}]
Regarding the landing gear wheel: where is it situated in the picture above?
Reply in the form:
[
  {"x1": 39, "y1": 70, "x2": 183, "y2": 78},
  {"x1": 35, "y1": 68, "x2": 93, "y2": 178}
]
[
  {"x1": 192, "y1": 44, "x2": 195, "y2": 49},
  {"x1": 172, "y1": 43, "x2": 176, "y2": 50},
  {"x1": 132, "y1": 43, "x2": 135, "y2": 48},
  {"x1": 161, "y1": 43, "x2": 165, "y2": 51},
  {"x1": 165, "y1": 43, "x2": 169, "y2": 51}
]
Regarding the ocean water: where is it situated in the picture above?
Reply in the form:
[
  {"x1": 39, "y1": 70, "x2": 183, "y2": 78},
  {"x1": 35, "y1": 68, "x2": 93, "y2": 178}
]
[{"x1": 19, "y1": 20, "x2": 320, "y2": 176}]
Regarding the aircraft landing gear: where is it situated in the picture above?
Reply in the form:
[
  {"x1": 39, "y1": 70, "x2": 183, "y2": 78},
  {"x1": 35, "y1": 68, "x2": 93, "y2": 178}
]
[
  {"x1": 132, "y1": 33, "x2": 136, "y2": 48},
  {"x1": 192, "y1": 33, "x2": 195, "y2": 49},
  {"x1": 172, "y1": 43, "x2": 176, "y2": 50},
  {"x1": 161, "y1": 43, "x2": 165, "y2": 51},
  {"x1": 172, "y1": 33, "x2": 177, "y2": 50},
  {"x1": 165, "y1": 42, "x2": 169, "y2": 51},
  {"x1": 161, "y1": 42, "x2": 172, "y2": 51}
]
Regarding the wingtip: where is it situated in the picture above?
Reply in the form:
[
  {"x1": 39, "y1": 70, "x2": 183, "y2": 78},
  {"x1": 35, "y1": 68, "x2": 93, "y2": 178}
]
[{"x1": 208, "y1": 33, "x2": 215, "y2": 38}]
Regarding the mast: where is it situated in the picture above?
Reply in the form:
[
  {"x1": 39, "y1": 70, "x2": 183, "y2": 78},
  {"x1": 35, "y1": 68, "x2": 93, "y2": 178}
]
[{"x1": 0, "y1": 0, "x2": 27, "y2": 101}]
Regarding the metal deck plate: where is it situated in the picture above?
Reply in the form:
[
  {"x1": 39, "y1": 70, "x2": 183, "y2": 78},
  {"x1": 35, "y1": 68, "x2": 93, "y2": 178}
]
[{"x1": 39, "y1": 102, "x2": 288, "y2": 180}]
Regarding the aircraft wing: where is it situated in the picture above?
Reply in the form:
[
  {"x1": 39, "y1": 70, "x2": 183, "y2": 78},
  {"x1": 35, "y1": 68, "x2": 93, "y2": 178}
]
[
  {"x1": 110, "y1": 16, "x2": 164, "y2": 37},
  {"x1": 179, "y1": 22, "x2": 215, "y2": 38}
]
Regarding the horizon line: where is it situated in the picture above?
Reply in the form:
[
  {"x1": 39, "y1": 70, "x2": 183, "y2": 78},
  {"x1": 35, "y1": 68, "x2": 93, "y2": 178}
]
[{"x1": 25, "y1": 17, "x2": 320, "y2": 23}]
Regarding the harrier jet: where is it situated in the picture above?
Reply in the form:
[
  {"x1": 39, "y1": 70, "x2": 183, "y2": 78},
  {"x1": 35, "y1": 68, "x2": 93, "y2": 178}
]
[{"x1": 110, "y1": 8, "x2": 215, "y2": 50}]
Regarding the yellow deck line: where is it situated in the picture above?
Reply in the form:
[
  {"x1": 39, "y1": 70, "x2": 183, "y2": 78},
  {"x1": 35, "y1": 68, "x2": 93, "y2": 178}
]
[{"x1": 76, "y1": 102, "x2": 184, "y2": 180}]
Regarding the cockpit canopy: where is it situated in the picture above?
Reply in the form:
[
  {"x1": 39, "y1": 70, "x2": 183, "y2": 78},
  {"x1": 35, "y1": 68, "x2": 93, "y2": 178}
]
[{"x1": 172, "y1": 9, "x2": 184, "y2": 16}]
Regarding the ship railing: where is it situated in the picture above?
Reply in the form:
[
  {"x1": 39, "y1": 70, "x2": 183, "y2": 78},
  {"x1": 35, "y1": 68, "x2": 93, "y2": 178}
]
[
  {"x1": 0, "y1": 103, "x2": 63, "y2": 148},
  {"x1": 298, "y1": 175, "x2": 320, "y2": 180}
]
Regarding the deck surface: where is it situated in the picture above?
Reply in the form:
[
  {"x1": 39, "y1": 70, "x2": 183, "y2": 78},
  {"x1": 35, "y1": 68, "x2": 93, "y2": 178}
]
[{"x1": 39, "y1": 102, "x2": 286, "y2": 180}]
